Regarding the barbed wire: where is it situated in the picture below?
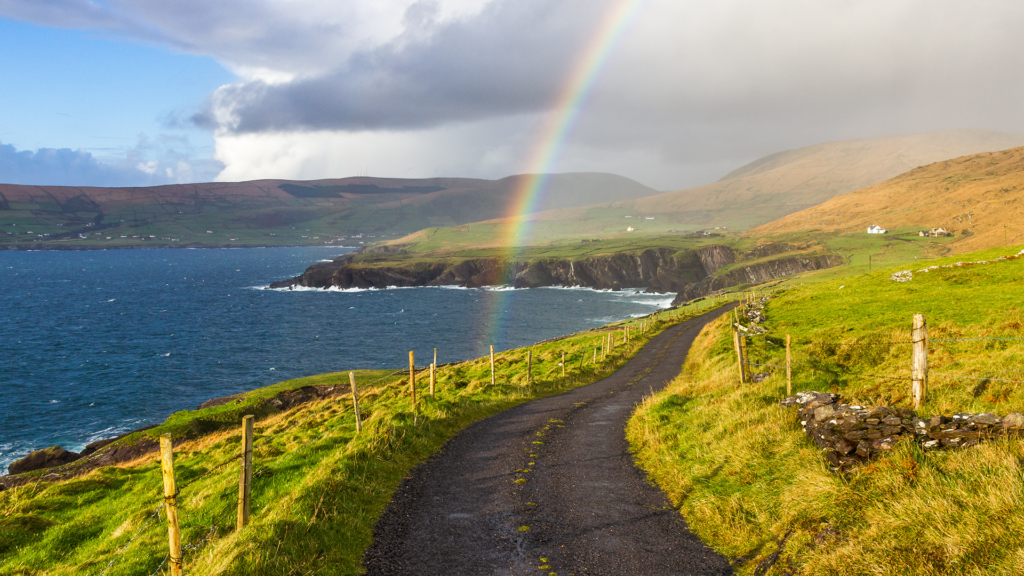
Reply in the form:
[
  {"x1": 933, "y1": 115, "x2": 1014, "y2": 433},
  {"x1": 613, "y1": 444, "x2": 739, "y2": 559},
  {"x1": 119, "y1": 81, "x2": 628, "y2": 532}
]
[
  {"x1": 930, "y1": 371, "x2": 1024, "y2": 385},
  {"x1": 932, "y1": 337, "x2": 1024, "y2": 342},
  {"x1": 97, "y1": 505, "x2": 165, "y2": 576}
]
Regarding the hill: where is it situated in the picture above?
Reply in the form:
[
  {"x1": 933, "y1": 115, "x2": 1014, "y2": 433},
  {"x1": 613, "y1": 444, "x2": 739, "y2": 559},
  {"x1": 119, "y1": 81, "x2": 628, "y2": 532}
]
[
  {"x1": 0, "y1": 172, "x2": 657, "y2": 249},
  {"x1": 752, "y1": 145, "x2": 1024, "y2": 253},
  {"x1": 378, "y1": 129, "x2": 1024, "y2": 251}
]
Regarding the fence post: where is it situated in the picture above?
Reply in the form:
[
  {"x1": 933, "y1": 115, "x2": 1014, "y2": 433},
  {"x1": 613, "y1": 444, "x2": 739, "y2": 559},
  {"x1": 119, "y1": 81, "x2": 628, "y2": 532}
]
[
  {"x1": 349, "y1": 372, "x2": 362, "y2": 433},
  {"x1": 593, "y1": 348, "x2": 597, "y2": 364},
  {"x1": 434, "y1": 347, "x2": 437, "y2": 369},
  {"x1": 490, "y1": 345, "x2": 495, "y2": 386},
  {"x1": 409, "y1": 351, "x2": 416, "y2": 408},
  {"x1": 430, "y1": 363, "x2": 436, "y2": 397},
  {"x1": 912, "y1": 314, "x2": 929, "y2": 409},
  {"x1": 527, "y1": 350, "x2": 533, "y2": 383},
  {"x1": 733, "y1": 327, "x2": 744, "y2": 385},
  {"x1": 159, "y1": 434, "x2": 183, "y2": 576},
  {"x1": 237, "y1": 415, "x2": 254, "y2": 531},
  {"x1": 785, "y1": 334, "x2": 792, "y2": 396}
]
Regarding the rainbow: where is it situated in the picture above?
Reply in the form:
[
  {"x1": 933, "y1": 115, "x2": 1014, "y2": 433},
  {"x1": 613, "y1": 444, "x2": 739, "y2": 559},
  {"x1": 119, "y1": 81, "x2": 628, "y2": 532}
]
[{"x1": 486, "y1": 0, "x2": 647, "y2": 345}]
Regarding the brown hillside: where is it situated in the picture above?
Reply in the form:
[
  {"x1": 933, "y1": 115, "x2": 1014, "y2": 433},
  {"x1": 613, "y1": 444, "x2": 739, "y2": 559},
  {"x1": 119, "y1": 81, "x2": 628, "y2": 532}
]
[
  {"x1": 622, "y1": 129, "x2": 1024, "y2": 230},
  {"x1": 751, "y1": 146, "x2": 1024, "y2": 252}
]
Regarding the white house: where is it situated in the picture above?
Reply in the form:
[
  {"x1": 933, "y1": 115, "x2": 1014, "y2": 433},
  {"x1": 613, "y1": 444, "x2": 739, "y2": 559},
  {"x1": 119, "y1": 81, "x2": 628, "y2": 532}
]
[{"x1": 867, "y1": 225, "x2": 887, "y2": 234}]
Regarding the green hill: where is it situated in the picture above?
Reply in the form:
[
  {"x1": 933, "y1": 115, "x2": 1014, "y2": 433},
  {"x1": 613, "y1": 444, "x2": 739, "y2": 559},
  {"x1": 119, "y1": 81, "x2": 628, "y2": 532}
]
[{"x1": 0, "y1": 173, "x2": 658, "y2": 249}]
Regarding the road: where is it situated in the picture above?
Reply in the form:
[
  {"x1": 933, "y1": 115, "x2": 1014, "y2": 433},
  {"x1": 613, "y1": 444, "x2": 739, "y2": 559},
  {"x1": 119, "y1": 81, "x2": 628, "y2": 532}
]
[{"x1": 364, "y1": 307, "x2": 736, "y2": 576}]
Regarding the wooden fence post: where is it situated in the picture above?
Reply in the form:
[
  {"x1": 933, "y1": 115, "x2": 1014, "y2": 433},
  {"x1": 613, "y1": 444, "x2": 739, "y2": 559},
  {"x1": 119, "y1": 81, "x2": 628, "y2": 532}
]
[
  {"x1": 912, "y1": 314, "x2": 929, "y2": 409},
  {"x1": 490, "y1": 345, "x2": 495, "y2": 386},
  {"x1": 237, "y1": 415, "x2": 253, "y2": 531},
  {"x1": 593, "y1": 348, "x2": 597, "y2": 364},
  {"x1": 527, "y1": 350, "x2": 533, "y2": 383},
  {"x1": 409, "y1": 351, "x2": 416, "y2": 408},
  {"x1": 434, "y1": 348, "x2": 437, "y2": 369},
  {"x1": 785, "y1": 335, "x2": 792, "y2": 396},
  {"x1": 159, "y1": 434, "x2": 183, "y2": 576},
  {"x1": 733, "y1": 327, "x2": 744, "y2": 385},
  {"x1": 430, "y1": 363, "x2": 436, "y2": 397},
  {"x1": 349, "y1": 372, "x2": 361, "y2": 433}
]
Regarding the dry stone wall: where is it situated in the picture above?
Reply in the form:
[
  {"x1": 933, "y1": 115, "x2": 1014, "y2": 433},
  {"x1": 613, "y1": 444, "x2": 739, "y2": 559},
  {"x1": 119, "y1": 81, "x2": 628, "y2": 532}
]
[{"x1": 782, "y1": 391, "x2": 1024, "y2": 471}]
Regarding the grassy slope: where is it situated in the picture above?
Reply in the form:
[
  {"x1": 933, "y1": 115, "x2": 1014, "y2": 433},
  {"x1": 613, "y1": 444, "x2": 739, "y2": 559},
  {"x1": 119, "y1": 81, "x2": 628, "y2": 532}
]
[
  {"x1": 0, "y1": 306, "x2": 714, "y2": 576},
  {"x1": 0, "y1": 174, "x2": 658, "y2": 250},
  {"x1": 628, "y1": 244, "x2": 1024, "y2": 575},
  {"x1": 753, "y1": 146, "x2": 1024, "y2": 254}
]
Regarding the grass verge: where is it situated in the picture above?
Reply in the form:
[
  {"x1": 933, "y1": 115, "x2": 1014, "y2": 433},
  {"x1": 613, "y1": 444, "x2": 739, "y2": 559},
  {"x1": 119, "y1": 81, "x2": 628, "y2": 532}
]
[{"x1": 628, "y1": 244, "x2": 1024, "y2": 575}]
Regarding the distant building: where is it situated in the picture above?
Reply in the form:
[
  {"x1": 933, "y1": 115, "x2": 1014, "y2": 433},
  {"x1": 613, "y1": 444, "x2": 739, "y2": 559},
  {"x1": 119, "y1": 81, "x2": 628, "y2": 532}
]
[
  {"x1": 626, "y1": 226, "x2": 635, "y2": 232},
  {"x1": 919, "y1": 227, "x2": 950, "y2": 237},
  {"x1": 867, "y1": 225, "x2": 887, "y2": 234}
]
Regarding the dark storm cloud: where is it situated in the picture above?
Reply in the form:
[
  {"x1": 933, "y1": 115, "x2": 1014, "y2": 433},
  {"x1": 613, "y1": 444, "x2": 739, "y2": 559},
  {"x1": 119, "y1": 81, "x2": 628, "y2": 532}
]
[{"x1": 198, "y1": 0, "x2": 609, "y2": 132}]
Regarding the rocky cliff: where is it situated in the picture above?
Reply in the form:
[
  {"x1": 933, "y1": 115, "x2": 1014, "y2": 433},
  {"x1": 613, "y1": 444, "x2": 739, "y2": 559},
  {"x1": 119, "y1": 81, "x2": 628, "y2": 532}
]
[{"x1": 270, "y1": 243, "x2": 842, "y2": 300}]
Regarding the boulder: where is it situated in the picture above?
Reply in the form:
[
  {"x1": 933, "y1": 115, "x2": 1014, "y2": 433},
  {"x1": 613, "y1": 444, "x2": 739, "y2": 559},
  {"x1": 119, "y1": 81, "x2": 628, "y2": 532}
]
[
  {"x1": 8, "y1": 446, "x2": 81, "y2": 475},
  {"x1": 1003, "y1": 413, "x2": 1024, "y2": 431}
]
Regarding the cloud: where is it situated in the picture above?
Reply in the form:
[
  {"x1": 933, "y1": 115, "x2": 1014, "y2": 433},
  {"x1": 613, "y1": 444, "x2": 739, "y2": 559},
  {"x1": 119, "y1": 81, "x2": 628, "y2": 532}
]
[
  {"x1": 0, "y1": 140, "x2": 222, "y2": 187},
  {"x1": 4, "y1": 0, "x2": 1024, "y2": 189}
]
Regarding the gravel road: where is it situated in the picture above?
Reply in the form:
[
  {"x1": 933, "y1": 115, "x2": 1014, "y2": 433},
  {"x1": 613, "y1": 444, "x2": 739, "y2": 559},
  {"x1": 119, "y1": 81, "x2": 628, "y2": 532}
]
[{"x1": 364, "y1": 307, "x2": 736, "y2": 575}]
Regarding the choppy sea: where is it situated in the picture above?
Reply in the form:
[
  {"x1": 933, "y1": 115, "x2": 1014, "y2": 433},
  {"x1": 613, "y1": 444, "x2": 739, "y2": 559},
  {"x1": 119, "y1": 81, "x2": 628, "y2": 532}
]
[{"x1": 0, "y1": 247, "x2": 673, "y2": 473}]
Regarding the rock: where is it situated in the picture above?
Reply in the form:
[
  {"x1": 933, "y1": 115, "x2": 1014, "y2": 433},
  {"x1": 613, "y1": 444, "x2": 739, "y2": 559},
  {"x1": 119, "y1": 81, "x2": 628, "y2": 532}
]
[
  {"x1": 814, "y1": 405, "x2": 836, "y2": 421},
  {"x1": 781, "y1": 391, "x2": 839, "y2": 408},
  {"x1": 972, "y1": 412, "x2": 1002, "y2": 426},
  {"x1": 855, "y1": 441, "x2": 872, "y2": 458},
  {"x1": 882, "y1": 416, "x2": 902, "y2": 426},
  {"x1": 826, "y1": 451, "x2": 842, "y2": 467},
  {"x1": 922, "y1": 439, "x2": 941, "y2": 450},
  {"x1": 8, "y1": 446, "x2": 81, "y2": 475},
  {"x1": 836, "y1": 439, "x2": 856, "y2": 455},
  {"x1": 751, "y1": 372, "x2": 771, "y2": 384},
  {"x1": 1003, "y1": 413, "x2": 1024, "y2": 431},
  {"x1": 872, "y1": 437, "x2": 899, "y2": 451}
]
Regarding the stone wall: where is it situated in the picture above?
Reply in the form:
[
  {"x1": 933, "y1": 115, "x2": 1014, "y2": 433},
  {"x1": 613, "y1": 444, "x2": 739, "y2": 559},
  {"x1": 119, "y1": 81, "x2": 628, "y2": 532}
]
[{"x1": 782, "y1": 391, "x2": 1024, "y2": 471}]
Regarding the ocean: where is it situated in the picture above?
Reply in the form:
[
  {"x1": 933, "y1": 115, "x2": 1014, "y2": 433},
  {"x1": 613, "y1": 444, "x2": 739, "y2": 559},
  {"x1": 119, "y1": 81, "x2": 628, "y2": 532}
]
[{"x1": 0, "y1": 247, "x2": 673, "y2": 472}]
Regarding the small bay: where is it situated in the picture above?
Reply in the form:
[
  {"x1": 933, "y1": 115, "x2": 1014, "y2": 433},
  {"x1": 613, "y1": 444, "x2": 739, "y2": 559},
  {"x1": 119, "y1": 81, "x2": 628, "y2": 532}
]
[{"x1": 0, "y1": 247, "x2": 672, "y2": 472}]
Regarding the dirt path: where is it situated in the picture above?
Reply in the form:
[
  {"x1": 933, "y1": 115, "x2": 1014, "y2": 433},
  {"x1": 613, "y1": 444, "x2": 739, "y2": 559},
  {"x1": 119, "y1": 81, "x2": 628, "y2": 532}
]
[{"x1": 364, "y1": 308, "x2": 735, "y2": 576}]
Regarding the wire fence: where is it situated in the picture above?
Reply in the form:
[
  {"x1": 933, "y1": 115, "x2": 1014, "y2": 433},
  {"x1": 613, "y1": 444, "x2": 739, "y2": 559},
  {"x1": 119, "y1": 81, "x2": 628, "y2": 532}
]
[
  {"x1": 79, "y1": 303, "x2": 714, "y2": 575},
  {"x1": 732, "y1": 297, "x2": 1024, "y2": 398}
]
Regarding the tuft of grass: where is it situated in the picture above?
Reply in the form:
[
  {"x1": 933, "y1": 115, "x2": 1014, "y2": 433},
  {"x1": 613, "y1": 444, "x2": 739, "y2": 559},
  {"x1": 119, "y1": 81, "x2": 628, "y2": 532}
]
[{"x1": 629, "y1": 244, "x2": 1024, "y2": 575}]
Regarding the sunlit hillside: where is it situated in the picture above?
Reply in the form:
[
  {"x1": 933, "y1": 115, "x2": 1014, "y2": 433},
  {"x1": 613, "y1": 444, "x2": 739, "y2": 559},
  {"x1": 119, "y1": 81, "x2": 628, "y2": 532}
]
[{"x1": 752, "y1": 145, "x2": 1024, "y2": 253}]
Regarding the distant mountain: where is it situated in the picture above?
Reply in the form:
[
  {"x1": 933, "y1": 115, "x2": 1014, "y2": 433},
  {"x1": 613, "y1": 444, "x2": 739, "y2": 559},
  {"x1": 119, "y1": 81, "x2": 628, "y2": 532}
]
[
  {"x1": 751, "y1": 145, "x2": 1024, "y2": 253},
  {"x1": 618, "y1": 129, "x2": 1024, "y2": 230},
  {"x1": 0, "y1": 173, "x2": 658, "y2": 249}
]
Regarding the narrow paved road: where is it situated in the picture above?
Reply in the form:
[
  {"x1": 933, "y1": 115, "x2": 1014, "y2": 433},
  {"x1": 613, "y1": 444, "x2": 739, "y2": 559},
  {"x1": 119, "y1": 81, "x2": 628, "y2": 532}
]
[{"x1": 364, "y1": 308, "x2": 736, "y2": 576}]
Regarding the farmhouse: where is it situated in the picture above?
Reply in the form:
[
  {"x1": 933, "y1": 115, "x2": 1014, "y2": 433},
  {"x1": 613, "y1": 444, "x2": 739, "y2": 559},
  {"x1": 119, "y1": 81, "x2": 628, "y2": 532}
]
[
  {"x1": 919, "y1": 227, "x2": 950, "y2": 237},
  {"x1": 867, "y1": 225, "x2": 887, "y2": 234}
]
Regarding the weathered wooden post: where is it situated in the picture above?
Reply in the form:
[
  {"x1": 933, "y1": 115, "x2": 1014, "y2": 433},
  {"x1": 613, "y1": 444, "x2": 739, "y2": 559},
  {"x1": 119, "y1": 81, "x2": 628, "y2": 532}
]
[
  {"x1": 733, "y1": 328, "x2": 744, "y2": 385},
  {"x1": 237, "y1": 415, "x2": 254, "y2": 530},
  {"x1": 429, "y1": 363, "x2": 436, "y2": 396},
  {"x1": 349, "y1": 372, "x2": 361, "y2": 433},
  {"x1": 593, "y1": 348, "x2": 597, "y2": 364},
  {"x1": 434, "y1": 347, "x2": 437, "y2": 369},
  {"x1": 159, "y1": 434, "x2": 183, "y2": 576},
  {"x1": 490, "y1": 345, "x2": 496, "y2": 386},
  {"x1": 527, "y1": 350, "x2": 533, "y2": 383},
  {"x1": 912, "y1": 314, "x2": 929, "y2": 409},
  {"x1": 409, "y1": 351, "x2": 416, "y2": 408},
  {"x1": 785, "y1": 335, "x2": 792, "y2": 396}
]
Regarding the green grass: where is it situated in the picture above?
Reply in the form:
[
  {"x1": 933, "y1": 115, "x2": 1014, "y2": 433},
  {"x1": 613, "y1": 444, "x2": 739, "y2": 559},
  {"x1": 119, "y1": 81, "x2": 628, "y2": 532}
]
[
  {"x1": 628, "y1": 243, "x2": 1024, "y2": 575},
  {"x1": 0, "y1": 306, "x2": 706, "y2": 575}
]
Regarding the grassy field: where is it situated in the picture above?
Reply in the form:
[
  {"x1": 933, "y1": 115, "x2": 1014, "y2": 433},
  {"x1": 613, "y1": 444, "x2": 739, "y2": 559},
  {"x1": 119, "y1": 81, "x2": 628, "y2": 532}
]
[
  {"x1": 628, "y1": 243, "x2": 1024, "y2": 574},
  {"x1": 0, "y1": 305, "x2": 715, "y2": 576}
]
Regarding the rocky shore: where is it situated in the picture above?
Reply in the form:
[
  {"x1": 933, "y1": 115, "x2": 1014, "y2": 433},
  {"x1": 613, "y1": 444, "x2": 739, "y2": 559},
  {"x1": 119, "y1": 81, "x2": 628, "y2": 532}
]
[{"x1": 270, "y1": 243, "x2": 843, "y2": 301}]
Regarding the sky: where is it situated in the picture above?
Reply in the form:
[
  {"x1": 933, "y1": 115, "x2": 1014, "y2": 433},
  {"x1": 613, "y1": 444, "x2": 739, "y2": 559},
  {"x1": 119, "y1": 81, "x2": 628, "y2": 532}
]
[{"x1": 1, "y1": 0, "x2": 1023, "y2": 189}]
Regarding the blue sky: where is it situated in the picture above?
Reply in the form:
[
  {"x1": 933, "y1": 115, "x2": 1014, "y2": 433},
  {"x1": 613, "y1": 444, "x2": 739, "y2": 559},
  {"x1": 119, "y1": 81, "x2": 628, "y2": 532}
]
[
  {"x1": 0, "y1": 17, "x2": 233, "y2": 184},
  {"x1": 1, "y1": 1, "x2": 1022, "y2": 189}
]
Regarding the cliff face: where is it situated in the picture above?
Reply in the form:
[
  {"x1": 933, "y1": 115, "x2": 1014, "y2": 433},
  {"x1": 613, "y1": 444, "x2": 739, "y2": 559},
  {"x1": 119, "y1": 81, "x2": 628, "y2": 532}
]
[
  {"x1": 671, "y1": 253, "x2": 845, "y2": 304},
  {"x1": 269, "y1": 243, "x2": 841, "y2": 299}
]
